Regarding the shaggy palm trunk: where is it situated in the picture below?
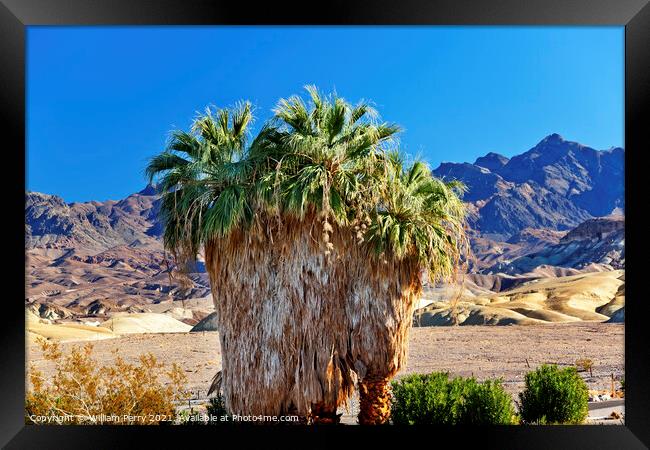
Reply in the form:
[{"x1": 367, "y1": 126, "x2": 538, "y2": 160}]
[
  {"x1": 358, "y1": 376, "x2": 392, "y2": 424},
  {"x1": 347, "y1": 256, "x2": 421, "y2": 425},
  {"x1": 309, "y1": 403, "x2": 341, "y2": 424},
  {"x1": 204, "y1": 212, "x2": 422, "y2": 422}
]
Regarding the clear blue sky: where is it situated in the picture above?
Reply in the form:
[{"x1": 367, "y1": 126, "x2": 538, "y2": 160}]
[{"x1": 27, "y1": 26, "x2": 624, "y2": 203}]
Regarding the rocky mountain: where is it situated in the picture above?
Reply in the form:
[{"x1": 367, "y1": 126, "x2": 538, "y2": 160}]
[
  {"x1": 506, "y1": 227, "x2": 567, "y2": 248},
  {"x1": 26, "y1": 186, "x2": 162, "y2": 251},
  {"x1": 25, "y1": 133, "x2": 625, "y2": 323},
  {"x1": 468, "y1": 227, "x2": 566, "y2": 271},
  {"x1": 26, "y1": 186, "x2": 212, "y2": 322},
  {"x1": 485, "y1": 216, "x2": 624, "y2": 275},
  {"x1": 433, "y1": 133, "x2": 624, "y2": 238},
  {"x1": 496, "y1": 134, "x2": 624, "y2": 216},
  {"x1": 474, "y1": 152, "x2": 509, "y2": 173}
]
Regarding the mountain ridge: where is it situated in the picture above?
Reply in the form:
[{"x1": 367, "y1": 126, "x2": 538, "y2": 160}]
[
  {"x1": 25, "y1": 133, "x2": 625, "y2": 320},
  {"x1": 433, "y1": 133, "x2": 624, "y2": 238}
]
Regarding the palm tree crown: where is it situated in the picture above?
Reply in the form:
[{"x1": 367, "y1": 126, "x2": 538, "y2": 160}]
[{"x1": 146, "y1": 86, "x2": 466, "y2": 282}]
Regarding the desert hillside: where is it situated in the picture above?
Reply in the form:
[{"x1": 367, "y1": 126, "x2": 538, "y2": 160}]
[
  {"x1": 26, "y1": 134, "x2": 625, "y2": 332},
  {"x1": 415, "y1": 270, "x2": 624, "y2": 326}
]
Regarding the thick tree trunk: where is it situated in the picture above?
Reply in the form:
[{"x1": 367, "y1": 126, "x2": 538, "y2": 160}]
[
  {"x1": 204, "y1": 212, "x2": 421, "y2": 422},
  {"x1": 204, "y1": 215, "x2": 358, "y2": 418},
  {"x1": 346, "y1": 261, "x2": 421, "y2": 425},
  {"x1": 358, "y1": 376, "x2": 392, "y2": 425},
  {"x1": 309, "y1": 403, "x2": 341, "y2": 424}
]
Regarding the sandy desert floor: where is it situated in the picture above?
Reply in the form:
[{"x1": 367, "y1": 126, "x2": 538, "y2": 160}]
[{"x1": 27, "y1": 322, "x2": 624, "y2": 423}]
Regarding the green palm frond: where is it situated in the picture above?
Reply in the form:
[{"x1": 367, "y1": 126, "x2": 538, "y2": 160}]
[
  {"x1": 145, "y1": 86, "x2": 467, "y2": 285},
  {"x1": 145, "y1": 152, "x2": 190, "y2": 183}
]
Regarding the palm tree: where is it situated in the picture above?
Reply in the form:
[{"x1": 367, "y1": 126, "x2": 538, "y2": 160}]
[
  {"x1": 350, "y1": 150, "x2": 467, "y2": 424},
  {"x1": 146, "y1": 87, "x2": 466, "y2": 424}
]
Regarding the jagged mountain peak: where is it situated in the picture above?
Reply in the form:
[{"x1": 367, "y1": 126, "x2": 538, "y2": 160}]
[
  {"x1": 507, "y1": 134, "x2": 589, "y2": 167},
  {"x1": 25, "y1": 187, "x2": 162, "y2": 251},
  {"x1": 538, "y1": 132, "x2": 565, "y2": 144},
  {"x1": 137, "y1": 184, "x2": 159, "y2": 196},
  {"x1": 474, "y1": 152, "x2": 509, "y2": 172},
  {"x1": 26, "y1": 190, "x2": 67, "y2": 207},
  {"x1": 432, "y1": 134, "x2": 624, "y2": 237}
]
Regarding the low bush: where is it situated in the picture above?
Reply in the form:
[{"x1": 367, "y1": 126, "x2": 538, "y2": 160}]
[
  {"x1": 204, "y1": 395, "x2": 230, "y2": 425},
  {"x1": 26, "y1": 338, "x2": 188, "y2": 425},
  {"x1": 391, "y1": 372, "x2": 516, "y2": 425},
  {"x1": 518, "y1": 364, "x2": 589, "y2": 424},
  {"x1": 575, "y1": 358, "x2": 593, "y2": 377},
  {"x1": 176, "y1": 394, "x2": 230, "y2": 425},
  {"x1": 391, "y1": 372, "x2": 451, "y2": 425},
  {"x1": 457, "y1": 378, "x2": 518, "y2": 425}
]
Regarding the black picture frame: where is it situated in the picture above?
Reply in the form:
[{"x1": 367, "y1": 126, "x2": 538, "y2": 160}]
[{"x1": 2, "y1": 0, "x2": 648, "y2": 447}]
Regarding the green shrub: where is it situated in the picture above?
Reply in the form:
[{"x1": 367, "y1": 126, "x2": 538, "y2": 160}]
[
  {"x1": 457, "y1": 378, "x2": 517, "y2": 425},
  {"x1": 518, "y1": 364, "x2": 589, "y2": 424},
  {"x1": 391, "y1": 373, "x2": 516, "y2": 425},
  {"x1": 205, "y1": 395, "x2": 230, "y2": 424},
  {"x1": 177, "y1": 395, "x2": 230, "y2": 425},
  {"x1": 176, "y1": 408, "x2": 205, "y2": 426},
  {"x1": 391, "y1": 373, "x2": 452, "y2": 424}
]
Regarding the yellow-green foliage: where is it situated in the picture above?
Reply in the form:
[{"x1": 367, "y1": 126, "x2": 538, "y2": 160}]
[{"x1": 26, "y1": 338, "x2": 188, "y2": 425}]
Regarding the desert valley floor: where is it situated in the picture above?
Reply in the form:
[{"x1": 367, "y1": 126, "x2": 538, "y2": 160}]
[{"x1": 27, "y1": 322, "x2": 624, "y2": 423}]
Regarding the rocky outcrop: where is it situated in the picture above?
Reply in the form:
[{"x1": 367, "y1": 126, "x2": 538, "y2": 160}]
[
  {"x1": 606, "y1": 307, "x2": 624, "y2": 323},
  {"x1": 496, "y1": 134, "x2": 624, "y2": 216},
  {"x1": 507, "y1": 227, "x2": 566, "y2": 247},
  {"x1": 474, "y1": 152, "x2": 509, "y2": 173},
  {"x1": 560, "y1": 215, "x2": 624, "y2": 243},
  {"x1": 26, "y1": 185, "x2": 162, "y2": 251},
  {"x1": 190, "y1": 311, "x2": 219, "y2": 332},
  {"x1": 485, "y1": 216, "x2": 624, "y2": 275},
  {"x1": 433, "y1": 133, "x2": 624, "y2": 238}
]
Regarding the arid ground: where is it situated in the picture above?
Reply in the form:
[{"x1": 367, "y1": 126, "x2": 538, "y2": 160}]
[{"x1": 27, "y1": 322, "x2": 624, "y2": 424}]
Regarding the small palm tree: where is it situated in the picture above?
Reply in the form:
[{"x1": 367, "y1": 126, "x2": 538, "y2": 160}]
[{"x1": 146, "y1": 87, "x2": 466, "y2": 424}]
